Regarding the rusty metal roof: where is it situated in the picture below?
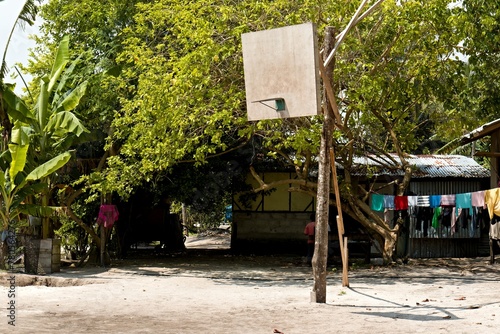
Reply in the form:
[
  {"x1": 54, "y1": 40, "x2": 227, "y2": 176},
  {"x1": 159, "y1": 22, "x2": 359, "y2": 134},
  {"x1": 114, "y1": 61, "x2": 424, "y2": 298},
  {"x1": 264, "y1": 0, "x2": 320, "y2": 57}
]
[{"x1": 349, "y1": 154, "x2": 490, "y2": 179}]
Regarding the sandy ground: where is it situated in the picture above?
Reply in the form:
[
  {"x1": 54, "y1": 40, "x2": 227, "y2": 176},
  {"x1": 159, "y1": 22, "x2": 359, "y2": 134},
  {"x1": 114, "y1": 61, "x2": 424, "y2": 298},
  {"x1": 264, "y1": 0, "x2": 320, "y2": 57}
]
[{"x1": 1, "y1": 233, "x2": 499, "y2": 334}]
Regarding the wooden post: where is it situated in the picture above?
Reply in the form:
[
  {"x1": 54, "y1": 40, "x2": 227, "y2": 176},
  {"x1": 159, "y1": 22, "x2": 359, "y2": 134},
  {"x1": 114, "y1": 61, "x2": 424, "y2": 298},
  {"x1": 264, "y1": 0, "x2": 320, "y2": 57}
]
[
  {"x1": 330, "y1": 148, "x2": 349, "y2": 287},
  {"x1": 100, "y1": 225, "x2": 106, "y2": 267},
  {"x1": 490, "y1": 237, "x2": 498, "y2": 265}
]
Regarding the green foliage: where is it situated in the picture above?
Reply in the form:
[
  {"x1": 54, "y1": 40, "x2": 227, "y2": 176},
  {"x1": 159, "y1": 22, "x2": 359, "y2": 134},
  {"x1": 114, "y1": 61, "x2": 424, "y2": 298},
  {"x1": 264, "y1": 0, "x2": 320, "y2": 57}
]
[
  {"x1": 7, "y1": 36, "x2": 89, "y2": 166},
  {"x1": 92, "y1": 0, "x2": 324, "y2": 198},
  {"x1": 0, "y1": 141, "x2": 71, "y2": 231},
  {"x1": 331, "y1": 0, "x2": 464, "y2": 154},
  {"x1": 442, "y1": 1, "x2": 500, "y2": 139},
  {"x1": 54, "y1": 197, "x2": 98, "y2": 259},
  {"x1": 25, "y1": 1, "x2": 498, "y2": 180},
  {"x1": 1, "y1": 36, "x2": 90, "y2": 240},
  {"x1": 176, "y1": 202, "x2": 229, "y2": 232},
  {"x1": 55, "y1": 217, "x2": 89, "y2": 259},
  {"x1": 22, "y1": 0, "x2": 500, "y2": 260}
]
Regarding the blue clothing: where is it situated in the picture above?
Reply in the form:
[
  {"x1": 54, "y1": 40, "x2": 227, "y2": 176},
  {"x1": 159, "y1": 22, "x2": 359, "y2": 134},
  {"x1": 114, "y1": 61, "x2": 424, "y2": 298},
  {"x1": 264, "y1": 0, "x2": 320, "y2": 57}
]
[
  {"x1": 429, "y1": 195, "x2": 441, "y2": 208},
  {"x1": 456, "y1": 193, "x2": 472, "y2": 216},
  {"x1": 384, "y1": 195, "x2": 395, "y2": 209}
]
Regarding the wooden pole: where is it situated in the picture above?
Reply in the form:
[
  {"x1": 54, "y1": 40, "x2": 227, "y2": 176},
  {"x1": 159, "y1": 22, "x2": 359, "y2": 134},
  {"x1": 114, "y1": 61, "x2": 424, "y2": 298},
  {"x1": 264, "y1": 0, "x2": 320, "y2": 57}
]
[
  {"x1": 330, "y1": 148, "x2": 349, "y2": 287},
  {"x1": 311, "y1": 26, "x2": 336, "y2": 304},
  {"x1": 323, "y1": 0, "x2": 371, "y2": 67},
  {"x1": 343, "y1": 236, "x2": 349, "y2": 284},
  {"x1": 100, "y1": 225, "x2": 106, "y2": 267}
]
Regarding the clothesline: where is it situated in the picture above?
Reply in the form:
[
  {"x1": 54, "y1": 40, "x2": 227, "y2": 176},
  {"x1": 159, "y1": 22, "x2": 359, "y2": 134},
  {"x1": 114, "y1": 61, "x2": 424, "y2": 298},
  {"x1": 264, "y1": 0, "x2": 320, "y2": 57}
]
[{"x1": 370, "y1": 187, "x2": 500, "y2": 219}]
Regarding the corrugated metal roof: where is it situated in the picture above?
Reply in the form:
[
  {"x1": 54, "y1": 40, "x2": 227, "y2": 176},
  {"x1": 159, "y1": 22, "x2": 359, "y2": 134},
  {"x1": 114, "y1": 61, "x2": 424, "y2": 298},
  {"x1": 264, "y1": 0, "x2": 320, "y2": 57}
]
[{"x1": 348, "y1": 154, "x2": 490, "y2": 179}]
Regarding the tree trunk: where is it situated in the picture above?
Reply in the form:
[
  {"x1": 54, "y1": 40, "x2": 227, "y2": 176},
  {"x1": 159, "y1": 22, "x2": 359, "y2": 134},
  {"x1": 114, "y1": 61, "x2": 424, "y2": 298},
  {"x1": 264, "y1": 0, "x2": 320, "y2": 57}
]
[
  {"x1": 382, "y1": 231, "x2": 398, "y2": 263},
  {"x1": 312, "y1": 139, "x2": 329, "y2": 303},
  {"x1": 41, "y1": 196, "x2": 51, "y2": 239},
  {"x1": 0, "y1": 241, "x2": 8, "y2": 270},
  {"x1": 311, "y1": 26, "x2": 336, "y2": 304}
]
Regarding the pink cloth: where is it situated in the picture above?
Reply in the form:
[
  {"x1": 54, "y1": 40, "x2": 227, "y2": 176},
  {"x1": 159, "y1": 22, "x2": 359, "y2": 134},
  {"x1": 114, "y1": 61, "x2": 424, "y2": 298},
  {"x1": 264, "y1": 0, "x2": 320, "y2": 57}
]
[
  {"x1": 471, "y1": 191, "x2": 485, "y2": 207},
  {"x1": 97, "y1": 204, "x2": 119, "y2": 228},
  {"x1": 440, "y1": 194, "x2": 456, "y2": 206}
]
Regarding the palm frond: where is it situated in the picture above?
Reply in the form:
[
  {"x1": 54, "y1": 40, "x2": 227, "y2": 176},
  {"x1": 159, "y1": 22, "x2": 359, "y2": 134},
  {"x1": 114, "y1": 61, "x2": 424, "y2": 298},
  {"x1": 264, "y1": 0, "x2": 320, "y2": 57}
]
[
  {"x1": 1, "y1": 1, "x2": 38, "y2": 84},
  {"x1": 15, "y1": 0, "x2": 38, "y2": 29}
]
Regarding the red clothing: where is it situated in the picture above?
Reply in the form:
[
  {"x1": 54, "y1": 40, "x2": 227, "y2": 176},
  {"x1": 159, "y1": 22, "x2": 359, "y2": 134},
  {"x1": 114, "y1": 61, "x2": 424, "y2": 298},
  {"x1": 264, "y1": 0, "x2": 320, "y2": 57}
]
[
  {"x1": 304, "y1": 221, "x2": 316, "y2": 244},
  {"x1": 395, "y1": 196, "x2": 408, "y2": 210}
]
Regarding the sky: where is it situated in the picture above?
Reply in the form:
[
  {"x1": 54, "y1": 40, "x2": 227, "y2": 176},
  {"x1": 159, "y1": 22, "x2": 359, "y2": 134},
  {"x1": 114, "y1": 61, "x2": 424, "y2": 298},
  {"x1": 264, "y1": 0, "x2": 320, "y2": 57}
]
[{"x1": 0, "y1": 0, "x2": 42, "y2": 93}]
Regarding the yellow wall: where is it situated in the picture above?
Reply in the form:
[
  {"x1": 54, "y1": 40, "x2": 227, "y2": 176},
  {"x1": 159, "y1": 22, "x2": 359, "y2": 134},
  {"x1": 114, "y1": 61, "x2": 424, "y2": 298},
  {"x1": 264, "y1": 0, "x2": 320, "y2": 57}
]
[{"x1": 234, "y1": 172, "x2": 314, "y2": 212}]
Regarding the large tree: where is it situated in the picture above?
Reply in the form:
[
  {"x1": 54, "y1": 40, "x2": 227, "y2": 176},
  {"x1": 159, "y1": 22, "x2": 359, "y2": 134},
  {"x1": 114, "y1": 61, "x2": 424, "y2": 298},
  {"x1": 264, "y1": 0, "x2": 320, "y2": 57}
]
[
  {"x1": 26, "y1": 0, "x2": 481, "y2": 265},
  {"x1": 241, "y1": 0, "x2": 466, "y2": 262}
]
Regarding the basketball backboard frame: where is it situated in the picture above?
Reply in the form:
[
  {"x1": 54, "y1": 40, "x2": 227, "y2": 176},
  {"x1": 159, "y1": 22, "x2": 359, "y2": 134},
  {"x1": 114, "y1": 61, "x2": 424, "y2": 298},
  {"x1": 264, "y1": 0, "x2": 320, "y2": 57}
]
[{"x1": 241, "y1": 22, "x2": 321, "y2": 121}]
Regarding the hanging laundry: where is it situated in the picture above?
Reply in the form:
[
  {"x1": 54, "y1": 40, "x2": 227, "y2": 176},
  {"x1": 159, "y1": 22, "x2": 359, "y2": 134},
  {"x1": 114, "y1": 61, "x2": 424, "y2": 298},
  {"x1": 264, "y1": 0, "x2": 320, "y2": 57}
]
[
  {"x1": 440, "y1": 194, "x2": 456, "y2": 206},
  {"x1": 394, "y1": 196, "x2": 408, "y2": 210},
  {"x1": 429, "y1": 195, "x2": 441, "y2": 208},
  {"x1": 417, "y1": 195, "x2": 430, "y2": 207},
  {"x1": 472, "y1": 207, "x2": 480, "y2": 230},
  {"x1": 485, "y1": 188, "x2": 500, "y2": 219},
  {"x1": 432, "y1": 207, "x2": 441, "y2": 229},
  {"x1": 384, "y1": 208, "x2": 391, "y2": 224},
  {"x1": 457, "y1": 208, "x2": 471, "y2": 230},
  {"x1": 469, "y1": 208, "x2": 478, "y2": 238},
  {"x1": 384, "y1": 195, "x2": 395, "y2": 209},
  {"x1": 97, "y1": 204, "x2": 120, "y2": 228},
  {"x1": 456, "y1": 193, "x2": 472, "y2": 217},
  {"x1": 471, "y1": 190, "x2": 485, "y2": 207},
  {"x1": 407, "y1": 196, "x2": 418, "y2": 207},
  {"x1": 451, "y1": 207, "x2": 457, "y2": 234},
  {"x1": 416, "y1": 207, "x2": 432, "y2": 237},
  {"x1": 441, "y1": 207, "x2": 453, "y2": 228},
  {"x1": 491, "y1": 215, "x2": 500, "y2": 240},
  {"x1": 371, "y1": 194, "x2": 384, "y2": 212},
  {"x1": 372, "y1": 186, "x2": 500, "y2": 239}
]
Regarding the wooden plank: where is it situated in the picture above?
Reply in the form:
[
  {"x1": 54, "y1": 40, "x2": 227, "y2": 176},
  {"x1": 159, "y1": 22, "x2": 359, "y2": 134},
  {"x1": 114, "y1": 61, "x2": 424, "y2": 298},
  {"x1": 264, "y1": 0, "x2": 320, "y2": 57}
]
[
  {"x1": 331, "y1": 147, "x2": 349, "y2": 287},
  {"x1": 473, "y1": 151, "x2": 500, "y2": 158},
  {"x1": 343, "y1": 236, "x2": 349, "y2": 286},
  {"x1": 100, "y1": 226, "x2": 106, "y2": 267}
]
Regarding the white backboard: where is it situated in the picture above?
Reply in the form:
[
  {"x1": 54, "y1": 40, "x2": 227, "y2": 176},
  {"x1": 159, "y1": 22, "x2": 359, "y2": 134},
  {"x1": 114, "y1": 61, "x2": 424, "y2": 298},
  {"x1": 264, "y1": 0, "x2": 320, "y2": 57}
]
[{"x1": 242, "y1": 22, "x2": 321, "y2": 121}]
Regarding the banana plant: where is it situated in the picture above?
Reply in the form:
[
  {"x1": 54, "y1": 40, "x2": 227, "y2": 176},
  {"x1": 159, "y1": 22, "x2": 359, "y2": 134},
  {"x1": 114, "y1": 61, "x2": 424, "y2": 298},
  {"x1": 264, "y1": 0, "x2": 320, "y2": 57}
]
[
  {"x1": 0, "y1": 143, "x2": 71, "y2": 231},
  {"x1": 2, "y1": 35, "x2": 89, "y2": 238},
  {"x1": 0, "y1": 140, "x2": 70, "y2": 269}
]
